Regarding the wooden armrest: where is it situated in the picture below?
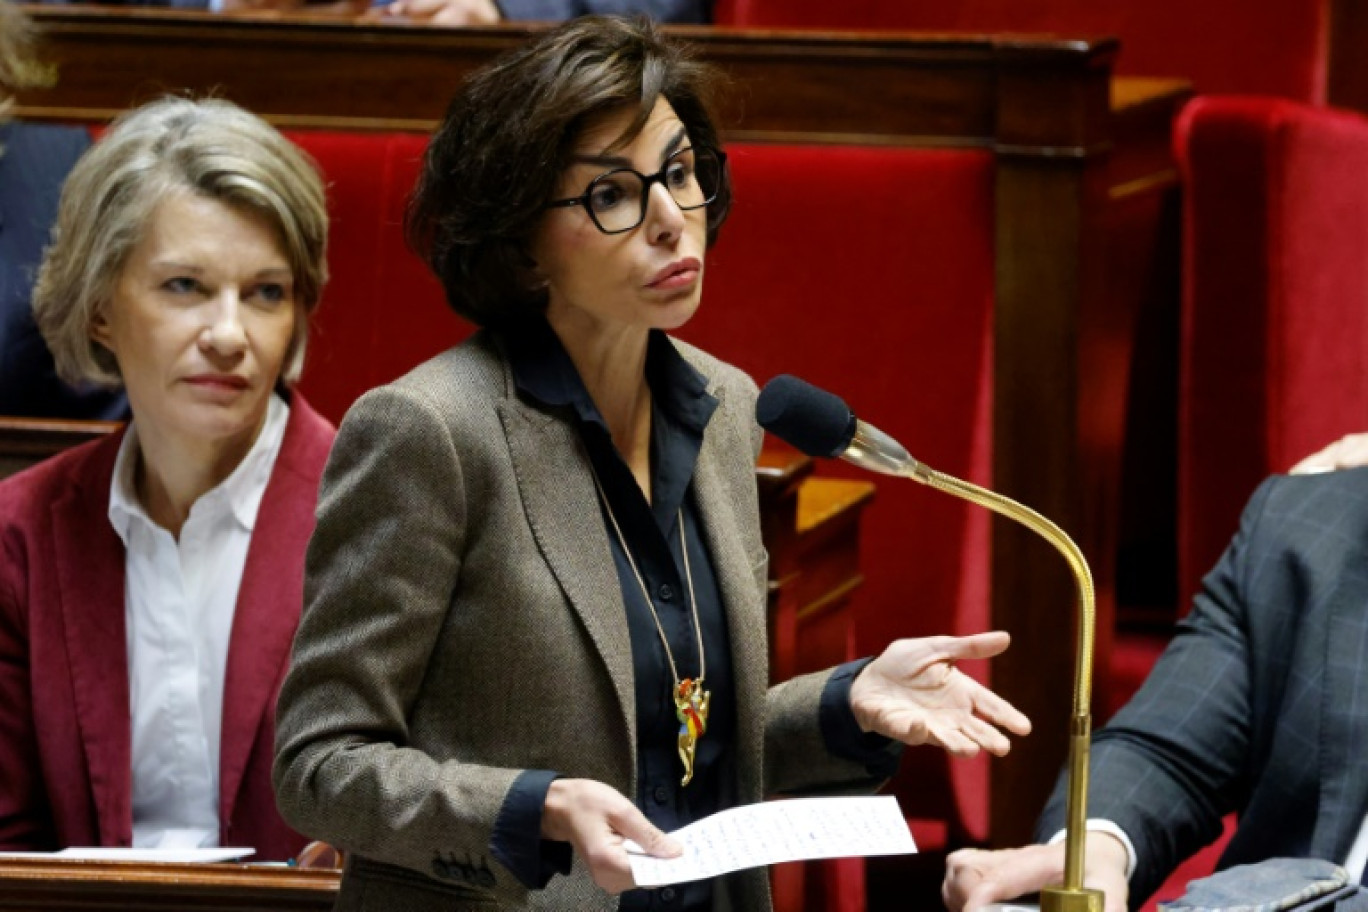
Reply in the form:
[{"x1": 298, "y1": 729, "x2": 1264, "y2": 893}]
[
  {"x1": 796, "y1": 477, "x2": 875, "y2": 534},
  {"x1": 756, "y1": 445, "x2": 815, "y2": 496}
]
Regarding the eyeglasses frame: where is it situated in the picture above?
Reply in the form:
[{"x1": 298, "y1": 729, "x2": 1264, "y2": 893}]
[{"x1": 544, "y1": 146, "x2": 727, "y2": 236}]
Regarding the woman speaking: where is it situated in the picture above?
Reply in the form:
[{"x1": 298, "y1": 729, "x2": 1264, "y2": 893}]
[{"x1": 273, "y1": 15, "x2": 1029, "y2": 910}]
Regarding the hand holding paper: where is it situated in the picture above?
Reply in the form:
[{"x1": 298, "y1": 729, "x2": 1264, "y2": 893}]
[{"x1": 542, "y1": 778, "x2": 681, "y2": 894}]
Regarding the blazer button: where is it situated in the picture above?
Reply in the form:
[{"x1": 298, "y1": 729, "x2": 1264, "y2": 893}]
[
  {"x1": 660, "y1": 886, "x2": 677, "y2": 903},
  {"x1": 652, "y1": 785, "x2": 670, "y2": 804}
]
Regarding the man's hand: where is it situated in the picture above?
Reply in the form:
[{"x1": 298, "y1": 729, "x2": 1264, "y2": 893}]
[
  {"x1": 942, "y1": 833, "x2": 1130, "y2": 912},
  {"x1": 541, "y1": 778, "x2": 681, "y2": 894},
  {"x1": 850, "y1": 632, "x2": 1031, "y2": 757},
  {"x1": 1290, "y1": 432, "x2": 1368, "y2": 474},
  {"x1": 382, "y1": 0, "x2": 500, "y2": 25}
]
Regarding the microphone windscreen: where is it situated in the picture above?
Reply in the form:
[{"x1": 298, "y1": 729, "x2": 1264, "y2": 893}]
[{"x1": 755, "y1": 375, "x2": 858, "y2": 459}]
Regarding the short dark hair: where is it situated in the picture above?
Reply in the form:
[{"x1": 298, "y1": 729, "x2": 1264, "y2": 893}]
[{"x1": 406, "y1": 15, "x2": 731, "y2": 328}]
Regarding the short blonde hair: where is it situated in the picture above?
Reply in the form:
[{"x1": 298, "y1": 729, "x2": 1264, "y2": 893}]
[{"x1": 33, "y1": 96, "x2": 329, "y2": 387}]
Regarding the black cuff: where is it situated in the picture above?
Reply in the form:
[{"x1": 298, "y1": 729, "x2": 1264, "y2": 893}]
[
  {"x1": 820, "y1": 658, "x2": 901, "y2": 778},
  {"x1": 489, "y1": 770, "x2": 574, "y2": 889}
]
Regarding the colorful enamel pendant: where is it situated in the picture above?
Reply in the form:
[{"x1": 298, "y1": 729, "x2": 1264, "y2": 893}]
[{"x1": 675, "y1": 677, "x2": 711, "y2": 786}]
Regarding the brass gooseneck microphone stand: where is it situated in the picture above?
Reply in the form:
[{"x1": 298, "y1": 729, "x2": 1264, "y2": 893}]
[
  {"x1": 854, "y1": 422, "x2": 1102, "y2": 912},
  {"x1": 900, "y1": 462, "x2": 1101, "y2": 911},
  {"x1": 756, "y1": 376, "x2": 1104, "y2": 912}
]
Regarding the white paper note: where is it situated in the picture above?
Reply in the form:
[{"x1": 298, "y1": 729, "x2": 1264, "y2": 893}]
[
  {"x1": 626, "y1": 795, "x2": 915, "y2": 887},
  {"x1": 0, "y1": 847, "x2": 256, "y2": 863}
]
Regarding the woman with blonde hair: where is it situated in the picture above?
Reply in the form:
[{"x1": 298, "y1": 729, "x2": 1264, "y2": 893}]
[{"x1": 0, "y1": 96, "x2": 333, "y2": 859}]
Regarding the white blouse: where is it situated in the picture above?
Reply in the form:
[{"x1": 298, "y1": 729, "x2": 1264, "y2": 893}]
[{"x1": 107, "y1": 394, "x2": 288, "y2": 849}]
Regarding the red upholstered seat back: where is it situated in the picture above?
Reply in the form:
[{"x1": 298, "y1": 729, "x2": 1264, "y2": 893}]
[
  {"x1": 1175, "y1": 96, "x2": 1368, "y2": 606},
  {"x1": 285, "y1": 131, "x2": 997, "y2": 843},
  {"x1": 681, "y1": 143, "x2": 996, "y2": 841},
  {"x1": 714, "y1": 0, "x2": 1329, "y2": 101},
  {"x1": 287, "y1": 130, "x2": 469, "y2": 422}
]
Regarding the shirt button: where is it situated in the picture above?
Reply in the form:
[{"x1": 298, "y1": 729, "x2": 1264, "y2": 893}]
[
  {"x1": 660, "y1": 886, "x2": 677, "y2": 903},
  {"x1": 652, "y1": 785, "x2": 669, "y2": 804},
  {"x1": 658, "y1": 584, "x2": 674, "y2": 601}
]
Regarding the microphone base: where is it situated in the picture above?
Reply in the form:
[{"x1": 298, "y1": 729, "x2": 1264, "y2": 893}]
[{"x1": 1040, "y1": 886, "x2": 1105, "y2": 912}]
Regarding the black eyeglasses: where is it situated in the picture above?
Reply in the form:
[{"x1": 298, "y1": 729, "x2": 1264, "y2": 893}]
[{"x1": 546, "y1": 146, "x2": 726, "y2": 235}]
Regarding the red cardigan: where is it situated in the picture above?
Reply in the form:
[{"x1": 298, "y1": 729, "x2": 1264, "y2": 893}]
[{"x1": 0, "y1": 394, "x2": 334, "y2": 861}]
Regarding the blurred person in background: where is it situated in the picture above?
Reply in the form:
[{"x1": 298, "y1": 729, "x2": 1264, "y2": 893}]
[{"x1": 0, "y1": 0, "x2": 125, "y2": 418}]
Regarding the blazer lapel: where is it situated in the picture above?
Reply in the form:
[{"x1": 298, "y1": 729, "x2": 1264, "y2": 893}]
[
  {"x1": 218, "y1": 402, "x2": 327, "y2": 830},
  {"x1": 497, "y1": 397, "x2": 638, "y2": 755},
  {"x1": 1313, "y1": 582, "x2": 1368, "y2": 861},
  {"x1": 51, "y1": 436, "x2": 132, "y2": 846},
  {"x1": 690, "y1": 386, "x2": 769, "y2": 803}
]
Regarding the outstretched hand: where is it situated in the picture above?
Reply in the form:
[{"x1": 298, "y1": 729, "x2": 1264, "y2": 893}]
[{"x1": 849, "y1": 632, "x2": 1031, "y2": 757}]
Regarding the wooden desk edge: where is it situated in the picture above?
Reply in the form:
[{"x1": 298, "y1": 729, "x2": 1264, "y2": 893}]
[{"x1": 0, "y1": 857, "x2": 340, "y2": 894}]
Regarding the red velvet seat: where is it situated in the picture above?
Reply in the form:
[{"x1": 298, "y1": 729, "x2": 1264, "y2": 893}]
[
  {"x1": 682, "y1": 142, "x2": 997, "y2": 852},
  {"x1": 288, "y1": 130, "x2": 465, "y2": 420},
  {"x1": 1176, "y1": 96, "x2": 1368, "y2": 608},
  {"x1": 675, "y1": 143, "x2": 997, "y2": 911}
]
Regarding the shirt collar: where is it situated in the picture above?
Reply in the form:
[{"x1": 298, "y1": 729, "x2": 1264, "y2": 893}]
[
  {"x1": 108, "y1": 393, "x2": 291, "y2": 542},
  {"x1": 502, "y1": 315, "x2": 717, "y2": 435}
]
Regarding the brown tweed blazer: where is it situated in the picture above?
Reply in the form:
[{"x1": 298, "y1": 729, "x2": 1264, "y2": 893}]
[{"x1": 273, "y1": 331, "x2": 886, "y2": 911}]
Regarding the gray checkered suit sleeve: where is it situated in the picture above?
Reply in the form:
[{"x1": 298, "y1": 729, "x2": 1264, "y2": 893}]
[{"x1": 1036, "y1": 468, "x2": 1368, "y2": 907}]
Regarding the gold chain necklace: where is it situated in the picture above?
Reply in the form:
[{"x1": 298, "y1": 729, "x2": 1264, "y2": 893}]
[{"x1": 589, "y1": 469, "x2": 710, "y2": 787}]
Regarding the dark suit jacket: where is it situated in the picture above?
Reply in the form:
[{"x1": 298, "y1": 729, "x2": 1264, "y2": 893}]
[
  {"x1": 0, "y1": 121, "x2": 126, "y2": 419},
  {"x1": 0, "y1": 394, "x2": 334, "y2": 860},
  {"x1": 1038, "y1": 468, "x2": 1368, "y2": 907},
  {"x1": 274, "y1": 332, "x2": 887, "y2": 911}
]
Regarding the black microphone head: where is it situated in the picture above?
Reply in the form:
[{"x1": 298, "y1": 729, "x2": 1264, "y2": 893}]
[{"x1": 755, "y1": 374, "x2": 858, "y2": 459}]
